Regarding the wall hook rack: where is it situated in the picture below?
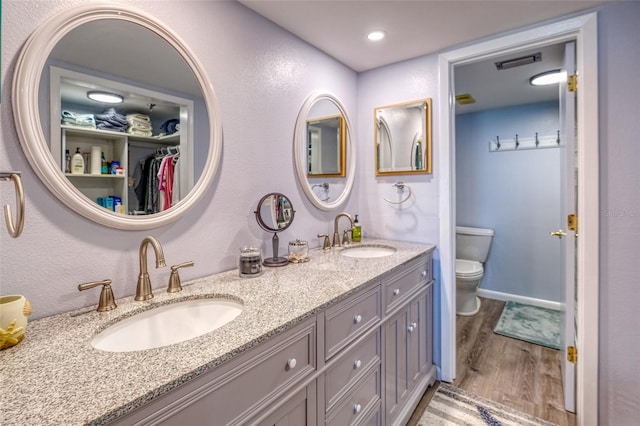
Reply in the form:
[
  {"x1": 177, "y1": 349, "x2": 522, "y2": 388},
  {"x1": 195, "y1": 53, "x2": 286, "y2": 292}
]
[
  {"x1": 1, "y1": 171, "x2": 25, "y2": 238},
  {"x1": 489, "y1": 130, "x2": 561, "y2": 152},
  {"x1": 384, "y1": 182, "x2": 412, "y2": 205}
]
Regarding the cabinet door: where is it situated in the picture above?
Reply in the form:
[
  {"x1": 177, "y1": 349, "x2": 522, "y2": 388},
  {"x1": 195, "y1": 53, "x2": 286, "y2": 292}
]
[
  {"x1": 384, "y1": 283, "x2": 433, "y2": 426},
  {"x1": 384, "y1": 304, "x2": 410, "y2": 425},
  {"x1": 407, "y1": 285, "x2": 433, "y2": 385}
]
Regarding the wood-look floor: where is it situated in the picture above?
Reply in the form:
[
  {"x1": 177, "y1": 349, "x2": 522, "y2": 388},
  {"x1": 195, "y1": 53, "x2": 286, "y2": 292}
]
[{"x1": 408, "y1": 297, "x2": 576, "y2": 426}]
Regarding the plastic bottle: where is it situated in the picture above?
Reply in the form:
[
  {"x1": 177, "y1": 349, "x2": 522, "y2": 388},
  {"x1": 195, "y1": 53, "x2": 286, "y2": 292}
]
[
  {"x1": 101, "y1": 152, "x2": 108, "y2": 174},
  {"x1": 352, "y1": 214, "x2": 362, "y2": 242},
  {"x1": 64, "y1": 149, "x2": 71, "y2": 174},
  {"x1": 70, "y1": 147, "x2": 84, "y2": 174}
]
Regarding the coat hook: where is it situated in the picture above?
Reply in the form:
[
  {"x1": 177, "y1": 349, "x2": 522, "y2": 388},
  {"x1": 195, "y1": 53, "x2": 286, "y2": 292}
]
[
  {"x1": 535, "y1": 132, "x2": 539, "y2": 147},
  {"x1": 556, "y1": 130, "x2": 561, "y2": 145},
  {"x1": 496, "y1": 136, "x2": 501, "y2": 150},
  {"x1": 515, "y1": 133, "x2": 519, "y2": 149},
  {"x1": 1, "y1": 172, "x2": 25, "y2": 238}
]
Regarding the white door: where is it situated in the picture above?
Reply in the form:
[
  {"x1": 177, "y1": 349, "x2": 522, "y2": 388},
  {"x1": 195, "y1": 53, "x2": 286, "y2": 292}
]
[{"x1": 557, "y1": 41, "x2": 577, "y2": 413}]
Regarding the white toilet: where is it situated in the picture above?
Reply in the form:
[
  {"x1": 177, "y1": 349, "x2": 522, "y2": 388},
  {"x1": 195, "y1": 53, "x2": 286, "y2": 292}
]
[{"x1": 456, "y1": 226, "x2": 494, "y2": 316}]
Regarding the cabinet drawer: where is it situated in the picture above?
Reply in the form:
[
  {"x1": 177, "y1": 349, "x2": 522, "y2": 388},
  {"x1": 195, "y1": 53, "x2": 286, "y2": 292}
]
[
  {"x1": 325, "y1": 285, "x2": 381, "y2": 360},
  {"x1": 325, "y1": 328, "x2": 381, "y2": 410},
  {"x1": 326, "y1": 365, "x2": 381, "y2": 426},
  {"x1": 385, "y1": 256, "x2": 431, "y2": 312},
  {"x1": 129, "y1": 320, "x2": 317, "y2": 426}
]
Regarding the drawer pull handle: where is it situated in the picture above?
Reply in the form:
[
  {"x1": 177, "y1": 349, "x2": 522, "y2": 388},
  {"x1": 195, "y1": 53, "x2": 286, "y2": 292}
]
[
  {"x1": 408, "y1": 322, "x2": 418, "y2": 332},
  {"x1": 393, "y1": 288, "x2": 400, "y2": 296},
  {"x1": 353, "y1": 403, "x2": 362, "y2": 414},
  {"x1": 354, "y1": 359, "x2": 362, "y2": 369},
  {"x1": 421, "y1": 270, "x2": 427, "y2": 277},
  {"x1": 353, "y1": 314, "x2": 362, "y2": 324},
  {"x1": 287, "y1": 358, "x2": 297, "y2": 369}
]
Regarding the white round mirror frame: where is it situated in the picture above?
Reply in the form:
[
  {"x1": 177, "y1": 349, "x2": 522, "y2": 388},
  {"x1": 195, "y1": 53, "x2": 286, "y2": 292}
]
[
  {"x1": 293, "y1": 91, "x2": 356, "y2": 211},
  {"x1": 11, "y1": 3, "x2": 223, "y2": 230}
]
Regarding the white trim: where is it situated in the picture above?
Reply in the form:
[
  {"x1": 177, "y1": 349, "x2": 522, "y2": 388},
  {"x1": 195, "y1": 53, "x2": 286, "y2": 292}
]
[
  {"x1": 476, "y1": 289, "x2": 562, "y2": 311},
  {"x1": 438, "y1": 12, "x2": 599, "y2": 425}
]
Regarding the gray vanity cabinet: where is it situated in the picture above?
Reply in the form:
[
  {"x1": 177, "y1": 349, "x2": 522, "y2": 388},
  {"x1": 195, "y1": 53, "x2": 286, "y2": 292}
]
[
  {"x1": 108, "y1": 250, "x2": 435, "y2": 426},
  {"x1": 383, "y1": 256, "x2": 435, "y2": 426}
]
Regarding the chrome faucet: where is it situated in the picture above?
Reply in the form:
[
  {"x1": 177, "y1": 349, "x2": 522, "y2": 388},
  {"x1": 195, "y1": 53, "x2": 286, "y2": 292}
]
[
  {"x1": 135, "y1": 236, "x2": 167, "y2": 301},
  {"x1": 333, "y1": 212, "x2": 354, "y2": 247}
]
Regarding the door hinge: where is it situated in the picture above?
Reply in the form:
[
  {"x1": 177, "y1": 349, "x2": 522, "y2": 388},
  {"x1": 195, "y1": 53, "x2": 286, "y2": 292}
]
[
  {"x1": 568, "y1": 214, "x2": 578, "y2": 232},
  {"x1": 567, "y1": 346, "x2": 577, "y2": 363},
  {"x1": 568, "y1": 74, "x2": 578, "y2": 92}
]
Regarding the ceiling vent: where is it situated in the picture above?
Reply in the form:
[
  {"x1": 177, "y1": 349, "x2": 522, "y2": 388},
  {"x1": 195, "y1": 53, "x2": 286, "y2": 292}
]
[{"x1": 495, "y1": 52, "x2": 541, "y2": 70}]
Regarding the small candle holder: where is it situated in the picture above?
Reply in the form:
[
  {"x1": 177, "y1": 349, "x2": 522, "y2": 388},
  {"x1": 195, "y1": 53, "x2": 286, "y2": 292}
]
[
  {"x1": 288, "y1": 239, "x2": 309, "y2": 263},
  {"x1": 239, "y1": 246, "x2": 263, "y2": 278}
]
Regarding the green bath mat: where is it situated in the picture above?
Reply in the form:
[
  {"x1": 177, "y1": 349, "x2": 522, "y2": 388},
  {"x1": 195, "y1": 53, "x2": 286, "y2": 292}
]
[{"x1": 493, "y1": 301, "x2": 561, "y2": 350}]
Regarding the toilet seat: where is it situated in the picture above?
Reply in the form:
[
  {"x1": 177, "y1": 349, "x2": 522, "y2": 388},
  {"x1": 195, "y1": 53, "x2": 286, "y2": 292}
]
[{"x1": 455, "y1": 259, "x2": 483, "y2": 279}]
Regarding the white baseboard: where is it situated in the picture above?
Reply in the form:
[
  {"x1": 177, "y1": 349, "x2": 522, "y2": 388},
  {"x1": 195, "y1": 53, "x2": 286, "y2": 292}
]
[{"x1": 477, "y1": 288, "x2": 561, "y2": 311}]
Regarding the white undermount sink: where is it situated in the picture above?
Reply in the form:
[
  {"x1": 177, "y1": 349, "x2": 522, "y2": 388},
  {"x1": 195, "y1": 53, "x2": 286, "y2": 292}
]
[
  {"x1": 91, "y1": 298, "x2": 244, "y2": 352},
  {"x1": 340, "y1": 244, "x2": 397, "y2": 258}
]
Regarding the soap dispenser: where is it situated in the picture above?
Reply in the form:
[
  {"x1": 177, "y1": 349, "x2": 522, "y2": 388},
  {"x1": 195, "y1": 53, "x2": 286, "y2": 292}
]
[
  {"x1": 352, "y1": 215, "x2": 362, "y2": 242},
  {"x1": 70, "y1": 147, "x2": 84, "y2": 174}
]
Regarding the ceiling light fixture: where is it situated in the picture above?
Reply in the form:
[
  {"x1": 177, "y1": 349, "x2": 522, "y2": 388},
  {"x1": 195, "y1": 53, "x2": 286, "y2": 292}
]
[
  {"x1": 87, "y1": 91, "x2": 124, "y2": 104},
  {"x1": 367, "y1": 30, "x2": 386, "y2": 42},
  {"x1": 530, "y1": 69, "x2": 566, "y2": 86}
]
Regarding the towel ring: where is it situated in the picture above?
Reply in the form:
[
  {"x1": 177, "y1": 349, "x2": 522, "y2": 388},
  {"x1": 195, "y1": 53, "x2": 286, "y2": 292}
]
[
  {"x1": 1, "y1": 172, "x2": 25, "y2": 238},
  {"x1": 311, "y1": 182, "x2": 330, "y2": 202},
  {"x1": 384, "y1": 182, "x2": 412, "y2": 205}
]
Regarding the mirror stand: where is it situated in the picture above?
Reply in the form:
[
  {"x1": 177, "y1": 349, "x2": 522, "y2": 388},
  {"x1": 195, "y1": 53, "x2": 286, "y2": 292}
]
[
  {"x1": 263, "y1": 233, "x2": 288, "y2": 267},
  {"x1": 254, "y1": 192, "x2": 296, "y2": 268}
]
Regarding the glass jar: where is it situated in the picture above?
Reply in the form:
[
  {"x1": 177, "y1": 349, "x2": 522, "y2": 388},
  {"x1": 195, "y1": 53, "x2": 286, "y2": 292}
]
[
  {"x1": 239, "y1": 246, "x2": 263, "y2": 278},
  {"x1": 288, "y1": 239, "x2": 309, "y2": 263}
]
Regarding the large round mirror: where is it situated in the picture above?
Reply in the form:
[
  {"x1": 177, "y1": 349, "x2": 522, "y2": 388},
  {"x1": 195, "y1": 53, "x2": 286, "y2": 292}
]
[
  {"x1": 293, "y1": 91, "x2": 356, "y2": 211},
  {"x1": 12, "y1": 3, "x2": 222, "y2": 230},
  {"x1": 254, "y1": 193, "x2": 295, "y2": 267}
]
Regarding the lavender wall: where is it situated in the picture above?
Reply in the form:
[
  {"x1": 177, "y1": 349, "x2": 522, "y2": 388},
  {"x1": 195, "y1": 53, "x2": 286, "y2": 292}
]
[
  {"x1": 597, "y1": 2, "x2": 640, "y2": 423},
  {"x1": 0, "y1": 0, "x2": 358, "y2": 319},
  {"x1": 456, "y1": 102, "x2": 562, "y2": 302}
]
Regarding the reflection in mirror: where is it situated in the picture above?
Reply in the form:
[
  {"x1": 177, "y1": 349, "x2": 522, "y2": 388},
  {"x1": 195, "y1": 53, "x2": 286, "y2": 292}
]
[
  {"x1": 375, "y1": 98, "x2": 432, "y2": 175},
  {"x1": 254, "y1": 193, "x2": 295, "y2": 267},
  {"x1": 294, "y1": 92, "x2": 356, "y2": 211},
  {"x1": 306, "y1": 114, "x2": 346, "y2": 177},
  {"x1": 12, "y1": 4, "x2": 222, "y2": 230}
]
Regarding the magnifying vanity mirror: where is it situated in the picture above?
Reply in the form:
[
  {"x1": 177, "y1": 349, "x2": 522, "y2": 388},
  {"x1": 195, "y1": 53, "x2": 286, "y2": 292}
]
[
  {"x1": 375, "y1": 98, "x2": 432, "y2": 176},
  {"x1": 254, "y1": 193, "x2": 295, "y2": 267},
  {"x1": 12, "y1": 3, "x2": 222, "y2": 230},
  {"x1": 294, "y1": 91, "x2": 356, "y2": 211}
]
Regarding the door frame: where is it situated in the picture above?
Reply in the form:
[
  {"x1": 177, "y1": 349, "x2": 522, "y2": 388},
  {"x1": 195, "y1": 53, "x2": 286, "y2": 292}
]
[{"x1": 437, "y1": 12, "x2": 599, "y2": 425}]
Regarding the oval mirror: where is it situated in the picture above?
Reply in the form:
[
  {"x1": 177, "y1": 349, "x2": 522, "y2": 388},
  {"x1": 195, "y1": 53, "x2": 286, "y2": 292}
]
[
  {"x1": 293, "y1": 91, "x2": 356, "y2": 211},
  {"x1": 12, "y1": 3, "x2": 222, "y2": 230},
  {"x1": 254, "y1": 193, "x2": 295, "y2": 267}
]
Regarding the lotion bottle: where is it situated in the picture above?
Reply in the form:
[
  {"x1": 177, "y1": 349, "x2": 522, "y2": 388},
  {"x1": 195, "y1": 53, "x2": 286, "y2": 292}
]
[
  {"x1": 71, "y1": 147, "x2": 85, "y2": 174},
  {"x1": 352, "y1": 215, "x2": 362, "y2": 242}
]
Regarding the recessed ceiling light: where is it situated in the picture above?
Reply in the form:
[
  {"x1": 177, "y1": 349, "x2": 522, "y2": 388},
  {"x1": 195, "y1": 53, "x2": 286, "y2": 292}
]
[
  {"x1": 87, "y1": 91, "x2": 124, "y2": 104},
  {"x1": 530, "y1": 69, "x2": 566, "y2": 86},
  {"x1": 367, "y1": 30, "x2": 386, "y2": 42}
]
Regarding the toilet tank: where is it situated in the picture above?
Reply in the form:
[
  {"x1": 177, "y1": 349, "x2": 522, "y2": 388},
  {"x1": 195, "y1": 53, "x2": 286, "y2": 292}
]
[{"x1": 456, "y1": 226, "x2": 494, "y2": 263}]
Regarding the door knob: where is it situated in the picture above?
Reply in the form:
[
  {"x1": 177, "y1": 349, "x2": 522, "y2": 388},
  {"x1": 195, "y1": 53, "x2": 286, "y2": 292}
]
[{"x1": 549, "y1": 229, "x2": 567, "y2": 239}]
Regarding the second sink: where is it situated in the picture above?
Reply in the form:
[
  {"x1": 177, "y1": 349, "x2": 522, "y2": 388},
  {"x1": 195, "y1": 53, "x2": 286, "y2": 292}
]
[
  {"x1": 91, "y1": 297, "x2": 243, "y2": 352},
  {"x1": 340, "y1": 244, "x2": 397, "y2": 258}
]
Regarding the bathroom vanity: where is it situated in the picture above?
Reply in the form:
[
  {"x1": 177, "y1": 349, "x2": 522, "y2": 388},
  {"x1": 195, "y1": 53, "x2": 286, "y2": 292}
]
[{"x1": 0, "y1": 240, "x2": 435, "y2": 425}]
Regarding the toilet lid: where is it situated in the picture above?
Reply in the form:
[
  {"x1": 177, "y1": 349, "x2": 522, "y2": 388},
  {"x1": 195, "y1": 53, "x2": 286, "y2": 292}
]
[{"x1": 456, "y1": 259, "x2": 483, "y2": 277}]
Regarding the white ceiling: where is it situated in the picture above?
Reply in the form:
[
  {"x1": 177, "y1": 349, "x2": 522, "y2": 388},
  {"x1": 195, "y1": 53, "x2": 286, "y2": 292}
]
[{"x1": 239, "y1": 0, "x2": 613, "y2": 111}]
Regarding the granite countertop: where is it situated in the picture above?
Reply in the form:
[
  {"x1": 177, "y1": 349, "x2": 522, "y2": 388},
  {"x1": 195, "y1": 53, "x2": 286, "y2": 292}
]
[{"x1": 0, "y1": 239, "x2": 434, "y2": 426}]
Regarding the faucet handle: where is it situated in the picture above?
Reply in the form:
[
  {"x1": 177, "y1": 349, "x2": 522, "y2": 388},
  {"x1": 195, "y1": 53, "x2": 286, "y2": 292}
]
[
  {"x1": 317, "y1": 234, "x2": 331, "y2": 250},
  {"x1": 167, "y1": 261, "x2": 195, "y2": 293},
  {"x1": 78, "y1": 279, "x2": 117, "y2": 312},
  {"x1": 342, "y1": 229, "x2": 351, "y2": 245}
]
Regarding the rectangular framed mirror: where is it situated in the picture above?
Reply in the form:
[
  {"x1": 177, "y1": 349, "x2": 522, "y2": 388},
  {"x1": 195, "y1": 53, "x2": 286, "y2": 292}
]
[
  {"x1": 375, "y1": 98, "x2": 432, "y2": 175},
  {"x1": 306, "y1": 114, "x2": 346, "y2": 177}
]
